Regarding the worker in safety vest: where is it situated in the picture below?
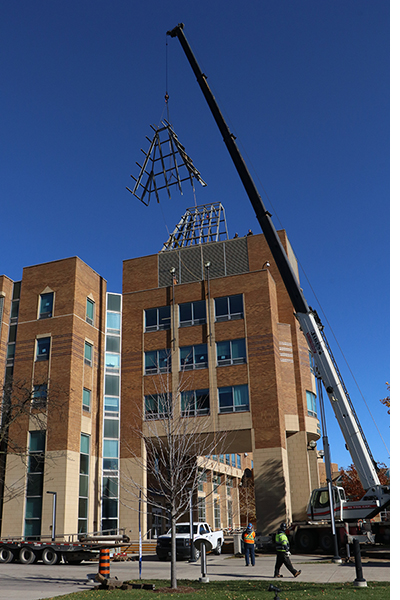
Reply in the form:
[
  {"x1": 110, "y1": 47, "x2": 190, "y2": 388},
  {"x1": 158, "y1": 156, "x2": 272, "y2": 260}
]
[
  {"x1": 274, "y1": 523, "x2": 301, "y2": 578},
  {"x1": 242, "y1": 523, "x2": 256, "y2": 566}
]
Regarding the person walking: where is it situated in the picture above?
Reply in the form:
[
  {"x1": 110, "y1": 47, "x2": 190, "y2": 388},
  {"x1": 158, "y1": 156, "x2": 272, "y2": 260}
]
[
  {"x1": 242, "y1": 523, "x2": 256, "y2": 566},
  {"x1": 273, "y1": 523, "x2": 301, "y2": 578}
]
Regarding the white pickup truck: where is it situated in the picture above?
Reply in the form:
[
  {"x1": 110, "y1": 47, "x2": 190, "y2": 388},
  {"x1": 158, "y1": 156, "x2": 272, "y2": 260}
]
[{"x1": 156, "y1": 522, "x2": 224, "y2": 561}]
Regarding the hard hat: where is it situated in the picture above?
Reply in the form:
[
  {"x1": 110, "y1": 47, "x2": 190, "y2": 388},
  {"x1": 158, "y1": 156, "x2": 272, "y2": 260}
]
[
  {"x1": 279, "y1": 522, "x2": 287, "y2": 531},
  {"x1": 247, "y1": 523, "x2": 253, "y2": 529}
]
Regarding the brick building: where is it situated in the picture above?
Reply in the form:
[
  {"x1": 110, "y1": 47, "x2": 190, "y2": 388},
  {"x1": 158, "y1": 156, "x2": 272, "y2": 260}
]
[{"x1": 0, "y1": 225, "x2": 320, "y2": 541}]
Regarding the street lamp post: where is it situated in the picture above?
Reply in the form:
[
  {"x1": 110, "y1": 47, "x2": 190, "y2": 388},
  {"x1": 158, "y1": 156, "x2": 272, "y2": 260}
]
[{"x1": 46, "y1": 491, "x2": 57, "y2": 542}]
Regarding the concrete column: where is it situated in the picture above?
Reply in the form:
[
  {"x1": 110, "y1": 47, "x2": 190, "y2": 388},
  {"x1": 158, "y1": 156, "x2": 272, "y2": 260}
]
[
  {"x1": 286, "y1": 430, "x2": 312, "y2": 521},
  {"x1": 253, "y1": 446, "x2": 291, "y2": 534}
]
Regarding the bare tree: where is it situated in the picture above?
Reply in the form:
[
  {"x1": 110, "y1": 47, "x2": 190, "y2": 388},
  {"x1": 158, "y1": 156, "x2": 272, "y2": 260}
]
[
  {"x1": 121, "y1": 369, "x2": 228, "y2": 589},
  {"x1": 0, "y1": 377, "x2": 66, "y2": 511}
]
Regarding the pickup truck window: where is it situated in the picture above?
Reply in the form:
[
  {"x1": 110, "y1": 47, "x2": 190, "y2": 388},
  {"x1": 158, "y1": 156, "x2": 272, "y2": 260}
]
[{"x1": 199, "y1": 524, "x2": 210, "y2": 534}]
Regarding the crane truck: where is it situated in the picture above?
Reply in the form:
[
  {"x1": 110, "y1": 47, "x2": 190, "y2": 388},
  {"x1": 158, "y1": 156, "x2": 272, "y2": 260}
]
[{"x1": 167, "y1": 24, "x2": 390, "y2": 554}]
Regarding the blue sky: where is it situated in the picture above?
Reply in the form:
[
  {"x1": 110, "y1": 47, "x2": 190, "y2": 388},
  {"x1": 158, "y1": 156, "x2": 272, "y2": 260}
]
[{"x1": 1, "y1": 1, "x2": 390, "y2": 472}]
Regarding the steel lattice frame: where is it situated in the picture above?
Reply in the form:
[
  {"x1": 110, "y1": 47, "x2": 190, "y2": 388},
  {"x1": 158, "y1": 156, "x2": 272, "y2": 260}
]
[{"x1": 161, "y1": 203, "x2": 229, "y2": 251}]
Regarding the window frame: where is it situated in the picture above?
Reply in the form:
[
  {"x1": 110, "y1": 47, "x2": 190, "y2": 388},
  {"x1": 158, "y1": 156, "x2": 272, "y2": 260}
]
[
  {"x1": 306, "y1": 390, "x2": 318, "y2": 418},
  {"x1": 144, "y1": 393, "x2": 172, "y2": 420},
  {"x1": 82, "y1": 388, "x2": 91, "y2": 413},
  {"x1": 86, "y1": 298, "x2": 95, "y2": 325},
  {"x1": 218, "y1": 384, "x2": 250, "y2": 414},
  {"x1": 181, "y1": 388, "x2": 210, "y2": 417},
  {"x1": 36, "y1": 337, "x2": 51, "y2": 362},
  {"x1": 144, "y1": 306, "x2": 171, "y2": 332},
  {"x1": 179, "y1": 300, "x2": 206, "y2": 328},
  {"x1": 39, "y1": 292, "x2": 54, "y2": 320},
  {"x1": 216, "y1": 338, "x2": 246, "y2": 366},
  {"x1": 84, "y1": 341, "x2": 93, "y2": 366},
  {"x1": 214, "y1": 294, "x2": 244, "y2": 323},
  {"x1": 180, "y1": 344, "x2": 208, "y2": 371},
  {"x1": 144, "y1": 348, "x2": 171, "y2": 375}
]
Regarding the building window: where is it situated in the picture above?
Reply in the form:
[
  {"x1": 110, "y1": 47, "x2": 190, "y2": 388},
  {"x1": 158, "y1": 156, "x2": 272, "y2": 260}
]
[
  {"x1": 103, "y1": 438, "x2": 119, "y2": 472},
  {"x1": 198, "y1": 497, "x2": 206, "y2": 522},
  {"x1": 83, "y1": 388, "x2": 91, "y2": 412},
  {"x1": 213, "y1": 475, "x2": 221, "y2": 493},
  {"x1": 216, "y1": 339, "x2": 246, "y2": 366},
  {"x1": 225, "y1": 454, "x2": 230, "y2": 466},
  {"x1": 180, "y1": 344, "x2": 208, "y2": 371},
  {"x1": 86, "y1": 298, "x2": 95, "y2": 325},
  {"x1": 105, "y1": 396, "x2": 119, "y2": 416},
  {"x1": 144, "y1": 393, "x2": 172, "y2": 420},
  {"x1": 214, "y1": 499, "x2": 221, "y2": 530},
  {"x1": 84, "y1": 341, "x2": 93, "y2": 366},
  {"x1": 226, "y1": 476, "x2": 233, "y2": 496},
  {"x1": 214, "y1": 294, "x2": 243, "y2": 322},
  {"x1": 24, "y1": 431, "x2": 46, "y2": 540},
  {"x1": 105, "y1": 352, "x2": 120, "y2": 372},
  {"x1": 309, "y1": 352, "x2": 314, "y2": 374},
  {"x1": 237, "y1": 454, "x2": 241, "y2": 469},
  {"x1": 102, "y1": 475, "x2": 119, "y2": 533},
  {"x1": 39, "y1": 292, "x2": 53, "y2": 319},
  {"x1": 181, "y1": 389, "x2": 210, "y2": 417},
  {"x1": 145, "y1": 306, "x2": 171, "y2": 332},
  {"x1": 36, "y1": 337, "x2": 50, "y2": 361},
  {"x1": 79, "y1": 434, "x2": 90, "y2": 534},
  {"x1": 306, "y1": 390, "x2": 318, "y2": 418},
  {"x1": 227, "y1": 499, "x2": 233, "y2": 528},
  {"x1": 179, "y1": 300, "x2": 206, "y2": 327},
  {"x1": 32, "y1": 384, "x2": 47, "y2": 408},
  {"x1": 231, "y1": 454, "x2": 236, "y2": 468},
  {"x1": 144, "y1": 349, "x2": 171, "y2": 375},
  {"x1": 105, "y1": 374, "x2": 119, "y2": 397},
  {"x1": 198, "y1": 470, "x2": 207, "y2": 492},
  {"x1": 11, "y1": 299, "x2": 19, "y2": 322},
  {"x1": 107, "y1": 312, "x2": 121, "y2": 333},
  {"x1": 218, "y1": 384, "x2": 249, "y2": 414}
]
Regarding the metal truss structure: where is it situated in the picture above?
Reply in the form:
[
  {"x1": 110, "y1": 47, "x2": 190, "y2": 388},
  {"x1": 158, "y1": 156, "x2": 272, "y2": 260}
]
[
  {"x1": 126, "y1": 120, "x2": 206, "y2": 205},
  {"x1": 161, "y1": 203, "x2": 229, "y2": 251}
]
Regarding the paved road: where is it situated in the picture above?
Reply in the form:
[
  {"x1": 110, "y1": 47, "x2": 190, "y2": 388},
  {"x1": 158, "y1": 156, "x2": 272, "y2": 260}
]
[{"x1": 0, "y1": 553, "x2": 390, "y2": 600}]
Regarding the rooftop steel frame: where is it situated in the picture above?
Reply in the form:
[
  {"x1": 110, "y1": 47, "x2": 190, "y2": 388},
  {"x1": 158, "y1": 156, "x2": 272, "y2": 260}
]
[{"x1": 161, "y1": 203, "x2": 229, "y2": 251}]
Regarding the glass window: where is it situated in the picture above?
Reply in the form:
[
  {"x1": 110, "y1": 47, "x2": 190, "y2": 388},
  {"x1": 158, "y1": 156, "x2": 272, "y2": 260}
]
[
  {"x1": 107, "y1": 312, "x2": 121, "y2": 332},
  {"x1": 105, "y1": 374, "x2": 119, "y2": 396},
  {"x1": 145, "y1": 306, "x2": 171, "y2": 332},
  {"x1": 215, "y1": 294, "x2": 244, "y2": 322},
  {"x1": 214, "y1": 499, "x2": 221, "y2": 529},
  {"x1": 107, "y1": 294, "x2": 121, "y2": 312},
  {"x1": 105, "y1": 353, "x2": 120, "y2": 370},
  {"x1": 84, "y1": 341, "x2": 92, "y2": 366},
  {"x1": 306, "y1": 390, "x2": 317, "y2": 417},
  {"x1": 36, "y1": 337, "x2": 50, "y2": 361},
  {"x1": 103, "y1": 476, "x2": 118, "y2": 498},
  {"x1": 218, "y1": 384, "x2": 249, "y2": 413},
  {"x1": 29, "y1": 431, "x2": 46, "y2": 452},
  {"x1": 179, "y1": 300, "x2": 206, "y2": 327},
  {"x1": 237, "y1": 454, "x2": 241, "y2": 469},
  {"x1": 144, "y1": 393, "x2": 172, "y2": 420},
  {"x1": 144, "y1": 349, "x2": 171, "y2": 375},
  {"x1": 80, "y1": 433, "x2": 90, "y2": 455},
  {"x1": 39, "y1": 293, "x2": 53, "y2": 319},
  {"x1": 33, "y1": 384, "x2": 47, "y2": 408},
  {"x1": 181, "y1": 389, "x2": 210, "y2": 417},
  {"x1": 217, "y1": 338, "x2": 246, "y2": 366},
  {"x1": 225, "y1": 454, "x2": 230, "y2": 465},
  {"x1": 180, "y1": 344, "x2": 208, "y2": 370},
  {"x1": 86, "y1": 298, "x2": 94, "y2": 325},
  {"x1": 11, "y1": 300, "x2": 19, "y2": 321},
  {"x1": 103, "y1": 439, "x2": 119, "y2": 458},
  {"x1": 106, "y1": 335, "x2": 120, "y2": 353},
  {"x1": 198, "y1": 497, "x2": 206, "y2": 522},
  {"x1": 105, "y1": 396, "x2": 119, "y2": 413},
  {"x1": 231, "y1": 454, "x2": 236, "y2": 467},
  {"x1": 104, "y1": 419, "x2": 119, "y2": 439},
  {"x1": 82, "y1": 388, "x2": 91, "y2": 412}
]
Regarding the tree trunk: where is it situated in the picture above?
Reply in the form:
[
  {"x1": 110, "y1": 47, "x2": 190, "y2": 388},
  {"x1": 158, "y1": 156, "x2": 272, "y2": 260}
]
[{"x1": 170, "y1": 512, "x2": 177, "y2": 589}]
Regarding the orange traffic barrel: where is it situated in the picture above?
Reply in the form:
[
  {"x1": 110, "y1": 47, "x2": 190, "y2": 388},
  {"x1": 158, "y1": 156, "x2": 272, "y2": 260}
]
[{"x1": 99, "y1": 548, "x2": 110, "y2": 578}]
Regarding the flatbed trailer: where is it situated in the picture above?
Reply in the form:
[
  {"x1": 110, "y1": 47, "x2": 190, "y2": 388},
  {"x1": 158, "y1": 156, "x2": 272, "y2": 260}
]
[{"x1": 0, "y1": 532, "x2": 130, "y2": 565}]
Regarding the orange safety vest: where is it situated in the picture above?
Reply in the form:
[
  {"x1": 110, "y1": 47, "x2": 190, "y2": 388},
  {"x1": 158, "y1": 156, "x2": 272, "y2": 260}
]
[{"x1": 243, "y1": 530, "x2": 255, "y2": 544}]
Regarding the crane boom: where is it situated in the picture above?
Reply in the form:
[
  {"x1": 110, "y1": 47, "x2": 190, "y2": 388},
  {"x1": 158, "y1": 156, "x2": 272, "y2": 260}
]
[{"x1": 167, "y1": 23, "x2": 388, "y2": 503}]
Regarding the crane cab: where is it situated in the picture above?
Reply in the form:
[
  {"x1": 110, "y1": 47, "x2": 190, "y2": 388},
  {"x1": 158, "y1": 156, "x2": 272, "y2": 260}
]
[{"x1": 307, "y1": 486, "x2": 346, "y2": 521}]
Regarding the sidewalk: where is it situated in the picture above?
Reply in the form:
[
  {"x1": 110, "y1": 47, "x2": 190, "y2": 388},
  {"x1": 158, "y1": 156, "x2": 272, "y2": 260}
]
[{"x1": 0, "y1": 553, "x2": 390, "y2": 600}]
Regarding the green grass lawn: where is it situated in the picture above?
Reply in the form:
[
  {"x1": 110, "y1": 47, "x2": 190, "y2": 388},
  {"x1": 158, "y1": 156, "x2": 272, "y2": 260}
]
[{"x1": 43, "y1": 579, "x2": 390, "y2": 600}]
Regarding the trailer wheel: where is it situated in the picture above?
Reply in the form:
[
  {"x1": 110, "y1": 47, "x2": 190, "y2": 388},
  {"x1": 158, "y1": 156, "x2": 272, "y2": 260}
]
[
  {"x1": 19, "y1": 547, "x2": 37, "y2": 564},
  {"x1": 42, "y1": 548, "x2": 60, "y2": 565},
  {"x1": 0, "y1": 548, "x2": 14, "y2": 563},
  {"x1": 319, "y1": 532, "x2": 334, "y2": 554},
  {"x1": 296, "y1": 530, "x2": 318, "y2": 553}
]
